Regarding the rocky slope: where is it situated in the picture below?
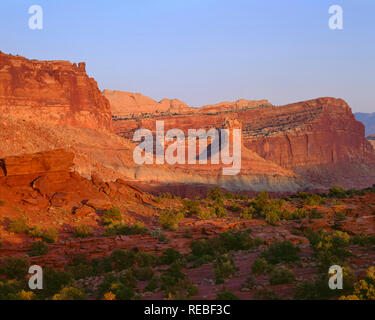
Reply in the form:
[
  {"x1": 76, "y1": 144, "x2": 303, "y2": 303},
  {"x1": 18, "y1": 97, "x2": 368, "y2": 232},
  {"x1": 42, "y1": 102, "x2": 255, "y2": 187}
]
[{"x1": 0, "y1": 51, "x2": 113, "y2": 131}]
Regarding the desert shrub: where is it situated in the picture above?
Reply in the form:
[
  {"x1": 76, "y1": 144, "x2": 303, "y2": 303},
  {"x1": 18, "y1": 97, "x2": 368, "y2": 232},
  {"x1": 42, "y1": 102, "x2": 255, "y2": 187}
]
[
  {"x1": 309, "y1": 208, "x2": 323, "y2": 219},
  {"x1": 73, "y1": 224, "x2": 94, "y2": 238},
  {"x1": 340, "y1": 266, "x2": 375, "y2": 300},
  {"x1": 240, "y1": 206, "x2": 255, "y2": 220},
  {"x1": 133, "y1": 267, "x2": 154, "y2": 281},
  {"x1": 197, "y1": 209, "x2": 216, "y2": 219},
  {"x1": 90, "y1": 256, "x2": 113, "y2": 275},
  {"x1": 158, "y1": 248, "x2": 182, "y2": 266},
  {"x1": 297, "y1": 192, "x2": 326, "y2": 206},
  {"x1": 269, "y1": 267, "x2": 296, "y2": 285},
  {"x1": 295, "y1": 266, "x2": 355, "y2": 300},
  {"x1": 249, "y1": 192, "x2": 287, "y2": 224},
  {"x1": 105, "y1": 221, "x2": 148, "y2": 236},
  {"x1": 159, "y1": 193, "x2": 172, "y2": 199},
  {"x1": 182, "y1": 199, "x2": 202, "y2": 217},
  {"x1": 65, "y1": 255, "x2": 94, "y2": 280},
  {"x1": 28, "y1": 226, "x2": 58, "y2": 243},
  {"x1": 207, "y1": 187, "x2": 224, "y2": 205},
  {"x1": 351, "y1": 234, "x2": 375, "y2": 247},
  {"x1": 159, "y1": 210, "x2": 184, "y2": 230},
  {"x1": 241, "y1": 275, "x2": 256, "y2": 290},
  {"x1": 11, "y1": 290, "x2": 36, "y2": 300},
  {"x1": 160, "y1": 261, "x2": 197, "y2": 298},
  {"x1": 144, "y1": 276, "x2": 159, "y2": 292},
  {"x1": 261, "y1": 240, "x2": 300, "y2": 265},
  {"x1": 8, "y1": 217, "x2": 28, "y2": 234},
  {"x1": 209, "y1": 204, "x2": 227, "y2": 218},
  {"x1": 0, "y1": 280, "x2": 23, "y2": 299},
  {"x1": 119, "y1": 269, "x2": 137, "y2": 288},
  {"x1": 227, "y1": 203, "x2": 241, "y2": 212},
  {"x1": 38, "y1": 268, "x2": 74, "y2": 299},
  {"x1": 0, "y1": 258, "x2": 29, "y2": 280},
  {"x1": 213, "y1": 254, "x2": 238, "y2": 284},
  {"x1": 135, "y1": 252, "x2": 158, "y2": 268},
  {"x1": 216, "y1": 287, "x2": 239, "y2": 300},
  {"x1": 188, "y1": 229, "x2": 260, "y2": 267},
  {"x1": 0, "y1": 200, "x2": 5, "y2": 206},
  {"x1": 98, "y1": 273, "x2": 135, "y2": 300},
  {"x1": 306, "y1": 229, "x2": 350, "y2": 258},
  {"x1": 328, "y1": 186, "x2": 347, "y2": 198},
  {"x1": 289, "y1": 208, "x2": 309, "y2": 220},
  {"x1": 109, "y1": 250, "x2": 136, "y2": 271},
  {"x1": 253, "y1": 288, "x2": 278, "y2": 300},
  {"x1": 52, "y1": 287, "x2": 85, "y2": 300},
  {"x1": 28, "y1": 241, "x2": 49, "y2": 257},
  {"x1": 102, "y1": 207, "x2": 122, "y2": 225},
  {"x1": 251, "y1": 258, "x2": 268, "y2": 275}
]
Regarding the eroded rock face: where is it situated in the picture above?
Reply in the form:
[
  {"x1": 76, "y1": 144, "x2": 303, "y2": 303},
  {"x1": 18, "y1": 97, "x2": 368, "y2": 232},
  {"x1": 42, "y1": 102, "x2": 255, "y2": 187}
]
[
  {"x1": 104, "y1": 89, "x2": 270, "y2": 119},
  {"x1": 0, "y1": 51, "x2": 113, "y2": 131},
  {"x1": 113, "y1": 96, "x2": 375, "y2": 189}
]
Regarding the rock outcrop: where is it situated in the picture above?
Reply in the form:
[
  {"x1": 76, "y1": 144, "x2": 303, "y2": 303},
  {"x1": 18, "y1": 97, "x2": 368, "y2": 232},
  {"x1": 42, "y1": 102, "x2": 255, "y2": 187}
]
[
  {"x1": 0, "y1": 51, "x2": 113, "y2": 131},
  {"x1": 113, "y1": 96, "x2": 375, "y2": 189},
  {"x1": 104, "y1": 89, "x2": 270, "y2": 119}
]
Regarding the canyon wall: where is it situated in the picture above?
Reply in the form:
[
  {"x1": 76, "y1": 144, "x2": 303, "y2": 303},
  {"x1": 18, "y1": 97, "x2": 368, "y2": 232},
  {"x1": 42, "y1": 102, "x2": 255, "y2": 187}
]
[{"x1": 0, "y1": 51, "x2": 113, "y2": 131}]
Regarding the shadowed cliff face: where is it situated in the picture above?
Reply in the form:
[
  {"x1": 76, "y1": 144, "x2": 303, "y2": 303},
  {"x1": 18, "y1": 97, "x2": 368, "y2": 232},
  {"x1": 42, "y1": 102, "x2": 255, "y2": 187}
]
[{"x1": 0, "y1": 51, "x2": 113, "y2": 131}]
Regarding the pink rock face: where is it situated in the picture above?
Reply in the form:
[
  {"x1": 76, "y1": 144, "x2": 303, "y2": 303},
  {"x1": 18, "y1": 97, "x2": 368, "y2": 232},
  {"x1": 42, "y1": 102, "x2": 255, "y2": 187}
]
[{"x1": 0, "y1": 51, "x2": 113, "y2": 131}]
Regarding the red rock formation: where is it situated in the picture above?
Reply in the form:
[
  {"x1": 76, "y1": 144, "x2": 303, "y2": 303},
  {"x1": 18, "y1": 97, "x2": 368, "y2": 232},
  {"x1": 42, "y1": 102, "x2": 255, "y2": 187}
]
[
  {"x1": 0, "y1": 51, "x2": 113, "y2": 131},
  {"x1": 113, "y1": 97, "x2": 375, "y2": 189},
  {"x1": 104, "y1": 89, "x2": 270, "y2": 118}
]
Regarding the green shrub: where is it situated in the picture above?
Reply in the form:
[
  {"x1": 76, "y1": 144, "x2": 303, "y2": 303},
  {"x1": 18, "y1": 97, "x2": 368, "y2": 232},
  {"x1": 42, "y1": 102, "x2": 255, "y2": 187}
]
[
  {"x1": 158, "y1": 248, "x2": 182, "y2": 266},
  {"x1": 269, "y1": 267, "x2": 296, "y2": 285},
  {"x1": 213, "y1": 254, "x2": 238, "y2": 283},
  {"x1": 9, "y1": 217, "x2": 28, "y2": 234},
  {"x1": 0, "y1": 258, "x2": 29, "y2": 280},
  {"x1": 109, "y1": 250, "x2": 136, "y2": 271},
  {"x1": 28, "y1": 241, "x2": 49, "y2": 257},
  {"x1": 182, "y1": 199, "x2": 202, "y2": 217},
  {"x1": 0, "y1": 280, "x2": 23, "y2": 299},
  {"x1": 241, "y1": 275, "x2": 256, "y2": 290},
  {"x1": 207, "y1": 188, "x2": 224, "y2": 205},
  {"x1": 227, "y1": 203, "x2": 241, "y2": 212},
  {"x1": 102, "y1": 207, "x2": 122, "y2": 225},
  {"x1": 38, "y1": 268, "x2": 74, "y2": 299},
  {"x1": 105, "y1": 221, "x2": 148, "y2": 236},
  {"x1": 351, "y1": 234, "x2": 375, "y2": 247},
  {"x1": 251, "y1": 258, "x2": 268, "y2": 275},
  {"x1": 305, "y1": 229, "x2": 351, "y2": 272},
  {"x1": 133, "y1": 267, "x2": 154, "y2": 281},
  {"x1": 159, "y1": 210, "x2": 184, "y2": 230},
  {"x1": 28, "y1": 226, "x2": 58, "y2": 243},
  {"x1": 261, "y1": 240, "x2": 300, "y2": 265},
  {"x1": 240, "y1": 206, "x2": 255, "y2": 219},
  {"x1": 216, "y1": 287, "x2": 239, "y2": 300},
  {"x1": 73, "y1": 224, "x2": 94, "y2": 238},
  {"x1": 329, "y1": 186, "x2": 347, "y2": 198},
  {"x1": 52, "y1": 287, "x2": 85, "y2": 300},
  {"x1": 210, "y1": 205, "x2": 227, "y2": 218}
]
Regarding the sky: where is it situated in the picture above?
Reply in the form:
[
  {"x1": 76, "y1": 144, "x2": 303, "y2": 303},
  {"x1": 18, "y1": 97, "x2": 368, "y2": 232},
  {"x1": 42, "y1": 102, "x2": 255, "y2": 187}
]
[{"x1": 0, "y1": 0, "x2": 374, "y2": 112}]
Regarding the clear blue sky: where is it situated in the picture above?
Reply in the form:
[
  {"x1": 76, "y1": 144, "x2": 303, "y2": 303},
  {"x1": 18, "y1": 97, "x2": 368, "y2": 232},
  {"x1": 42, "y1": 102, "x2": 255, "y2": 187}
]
[{"x1": 0, "y1": 0, "x2": 374, "y2": 112}]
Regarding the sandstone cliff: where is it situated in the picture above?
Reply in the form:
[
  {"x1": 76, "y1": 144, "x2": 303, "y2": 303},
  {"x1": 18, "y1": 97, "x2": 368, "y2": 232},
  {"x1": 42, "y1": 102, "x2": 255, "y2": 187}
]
[{"x1": 0, "y1": 51, "x2": 113, "y2": 131}]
